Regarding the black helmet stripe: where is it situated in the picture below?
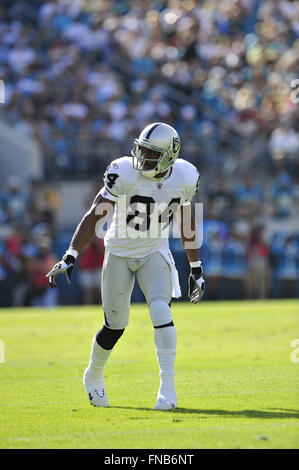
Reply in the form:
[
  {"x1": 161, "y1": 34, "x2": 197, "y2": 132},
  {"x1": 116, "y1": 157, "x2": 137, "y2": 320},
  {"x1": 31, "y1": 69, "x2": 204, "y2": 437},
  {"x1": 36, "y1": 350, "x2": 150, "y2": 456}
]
[{"x1": 145, "y1": 123, "x2": 160, "y2": 140}]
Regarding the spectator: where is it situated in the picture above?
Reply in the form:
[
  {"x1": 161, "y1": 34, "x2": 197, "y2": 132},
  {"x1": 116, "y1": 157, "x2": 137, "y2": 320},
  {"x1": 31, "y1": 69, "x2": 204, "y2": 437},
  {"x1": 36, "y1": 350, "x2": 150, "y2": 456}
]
[
  {"x1": 0, "y1": 176, "x2": 28, "y2": 224},
  {"x1": 201, "y1": 229, "x2": 225, "y2": 300},
  {"x1": 0, "y1": 261, "x2": 7, "y2": 306},
  {"x1": 5, "y1": 224, "x2": 27, "y2": 306},
  {"x1": 7, "y1": 42, "x2": 36, "y2": 73},
  {"x1": 272, "y1": 234, "x2": 299, "y2": 299},
  {"x1": 269, "y1": 120, "x2": 299, "y2": 175},
  {"x1": 78, "y1": 237, "x2": 105, "y2": 304},
  {"x1": 0, "y1": 239, "x2": 9, "y2": 306},
  {"x1": 246, "y1": 225, "x2": 269, "y2": 299},
  {"x1": 271, "y1": 172, "x2": 296, "y2": 219},
  {"x1": 222, "y1": 229, "x2": 247, "y2": 300},
  {"x1": 25, "y1": 237, "x2": 58, "y2": 307}
]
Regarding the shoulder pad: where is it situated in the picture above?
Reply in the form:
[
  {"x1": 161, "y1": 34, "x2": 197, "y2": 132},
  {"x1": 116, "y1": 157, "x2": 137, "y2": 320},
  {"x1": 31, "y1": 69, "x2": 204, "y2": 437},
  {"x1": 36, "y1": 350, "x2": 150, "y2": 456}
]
[
  {"x1": 103, "y1": 156, "x2": 138, "y2": 196},
  {"x1": 174, "y1": 159, "x2": 200, "y2": 205},
  {"x1": 175, "y1": 159, "x2": 200, "y2": 189},
  {"x1": 109, "y1": 157, "x2": 138, "y2": 181}
]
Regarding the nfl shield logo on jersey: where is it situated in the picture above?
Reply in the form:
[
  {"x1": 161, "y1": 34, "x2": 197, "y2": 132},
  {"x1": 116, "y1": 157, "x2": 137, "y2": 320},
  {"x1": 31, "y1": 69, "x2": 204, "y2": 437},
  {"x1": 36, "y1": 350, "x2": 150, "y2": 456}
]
[{"x1": 156, "y1": 183, "x2": 163, "y2": 190}]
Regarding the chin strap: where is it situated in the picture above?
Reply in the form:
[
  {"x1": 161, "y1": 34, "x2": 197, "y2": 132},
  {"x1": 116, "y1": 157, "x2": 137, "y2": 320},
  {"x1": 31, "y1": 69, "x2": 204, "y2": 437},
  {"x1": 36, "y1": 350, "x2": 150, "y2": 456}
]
[
  {"x1": 142, "y1": 167, "x2": 171, "y2": 180},
  {"x1": 141, "y1": 170, "x2": 158, "y2": 179}
]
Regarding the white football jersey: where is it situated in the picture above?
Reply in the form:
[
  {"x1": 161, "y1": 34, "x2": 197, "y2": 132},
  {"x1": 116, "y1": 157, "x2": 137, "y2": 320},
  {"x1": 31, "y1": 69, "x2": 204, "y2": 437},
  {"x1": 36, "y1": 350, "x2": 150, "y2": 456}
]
[{"x1": 99, "y1": 157, "x2": 199, "y2": 258}]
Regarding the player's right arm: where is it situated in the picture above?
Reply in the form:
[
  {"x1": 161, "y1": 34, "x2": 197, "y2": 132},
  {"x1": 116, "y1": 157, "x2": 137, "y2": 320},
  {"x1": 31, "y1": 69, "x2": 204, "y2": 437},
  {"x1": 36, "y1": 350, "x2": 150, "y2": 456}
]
[
  {"x1": 69, "y1": 192, "x2": 114, "y2": 254},
  {"x1": 46, "y1": 158, "x2": 128, "y2": 288},
  {"x1": 46, "y1": 192, "x2": 115, "y2": 288}
]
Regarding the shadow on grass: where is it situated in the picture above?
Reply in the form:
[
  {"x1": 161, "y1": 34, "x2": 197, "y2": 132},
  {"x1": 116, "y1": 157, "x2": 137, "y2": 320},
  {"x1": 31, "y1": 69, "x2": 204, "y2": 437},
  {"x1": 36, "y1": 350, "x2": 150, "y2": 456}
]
[{"x1": 111, "y1": 406, "x2": 299, "y2": 419}]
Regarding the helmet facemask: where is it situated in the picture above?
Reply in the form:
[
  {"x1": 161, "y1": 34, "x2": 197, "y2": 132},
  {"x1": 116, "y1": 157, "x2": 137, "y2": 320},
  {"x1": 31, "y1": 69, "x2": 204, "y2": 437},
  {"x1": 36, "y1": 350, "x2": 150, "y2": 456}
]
[{"x1": 132, "y1": 137, "x2": 180, "y2": 179}]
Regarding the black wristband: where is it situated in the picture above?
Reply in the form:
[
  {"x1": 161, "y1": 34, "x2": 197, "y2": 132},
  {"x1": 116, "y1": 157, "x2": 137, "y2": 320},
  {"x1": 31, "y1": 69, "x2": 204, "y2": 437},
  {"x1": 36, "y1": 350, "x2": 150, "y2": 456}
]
[
  {"x1": 191, "y1": 266, "x2": 203, "y2": 278},
  {"x1": 62, "y1": 254, "x2": 76, "y2": 265}
]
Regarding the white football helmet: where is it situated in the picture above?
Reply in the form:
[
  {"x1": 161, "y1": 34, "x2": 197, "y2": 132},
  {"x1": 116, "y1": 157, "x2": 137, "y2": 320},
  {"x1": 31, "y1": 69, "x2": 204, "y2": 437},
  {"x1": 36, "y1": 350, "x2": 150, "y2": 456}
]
[{"x1": 132, "y1": 122, "x2": 181, "y2": 178}]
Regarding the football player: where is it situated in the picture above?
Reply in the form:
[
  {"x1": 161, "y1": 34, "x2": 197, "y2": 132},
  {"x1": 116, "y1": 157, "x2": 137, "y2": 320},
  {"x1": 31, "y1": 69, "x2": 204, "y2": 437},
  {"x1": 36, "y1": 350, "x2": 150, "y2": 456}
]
[{"x1": 46, "y1": 122, "x2": 205, "y2": 410}]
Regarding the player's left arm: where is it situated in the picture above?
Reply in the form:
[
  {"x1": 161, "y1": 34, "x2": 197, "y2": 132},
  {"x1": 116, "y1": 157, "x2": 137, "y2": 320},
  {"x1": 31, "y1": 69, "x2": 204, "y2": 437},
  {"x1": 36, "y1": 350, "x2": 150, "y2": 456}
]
[
  {"x1": 176, "y1": 162, "x2": 205, "y2": 303},
  {"x1": 176, "y1": 204, "x2": 205, "y2": 303},
  {"x1": 176, "y1": 203, "x2": 199, "y2": 262}
]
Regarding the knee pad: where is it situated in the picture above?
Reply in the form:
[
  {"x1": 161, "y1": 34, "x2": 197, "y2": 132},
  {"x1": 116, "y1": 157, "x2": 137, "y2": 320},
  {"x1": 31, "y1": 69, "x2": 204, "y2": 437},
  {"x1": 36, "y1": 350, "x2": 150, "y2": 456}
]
[
  {"x1": 96, "y1": 325, "x2": 125, "y2": 350},
  {"x1": 149, "y1": 299, "x2": 173, "y2": 328}
]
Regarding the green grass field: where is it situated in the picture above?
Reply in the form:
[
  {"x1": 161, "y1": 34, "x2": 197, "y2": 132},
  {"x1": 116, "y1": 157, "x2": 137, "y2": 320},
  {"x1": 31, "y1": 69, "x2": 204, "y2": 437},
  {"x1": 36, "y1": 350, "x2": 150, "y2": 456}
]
[{"x1": 0, "y1": 300, "x2": 298, "y2": 449}]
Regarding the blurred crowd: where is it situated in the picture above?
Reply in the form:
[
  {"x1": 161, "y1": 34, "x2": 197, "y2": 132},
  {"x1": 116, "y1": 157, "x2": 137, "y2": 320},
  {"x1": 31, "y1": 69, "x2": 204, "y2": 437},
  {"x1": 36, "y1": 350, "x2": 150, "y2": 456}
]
[
  {"x1": 0, "y1": 0, "x2": 298, "y2": 305},
  {"x1": 0, "y1": 175, "x2": 105, "y2": 307},
  {"x1": 1, "y1": 173, "x2": 298, "y2": 307},
  {"x1": 0, "y1": 175, "x2": 59, "y2": 307},
  {"x1": 199, "y1": 221, "x2": 299, "y2": 300},
  {"x1": 0, "y1": 0, "x2": 298, "y2": 178}
]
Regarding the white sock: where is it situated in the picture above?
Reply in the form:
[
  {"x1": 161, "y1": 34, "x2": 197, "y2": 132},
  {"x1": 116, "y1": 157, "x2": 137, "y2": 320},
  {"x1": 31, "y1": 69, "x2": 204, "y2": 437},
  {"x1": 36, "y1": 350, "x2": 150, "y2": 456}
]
[
  {"x1": 84, "y1": 334, "x2": 112, "y2": 383},
  {"x1": 154, "y1": 326, "x2": 177, "y2": 394}
]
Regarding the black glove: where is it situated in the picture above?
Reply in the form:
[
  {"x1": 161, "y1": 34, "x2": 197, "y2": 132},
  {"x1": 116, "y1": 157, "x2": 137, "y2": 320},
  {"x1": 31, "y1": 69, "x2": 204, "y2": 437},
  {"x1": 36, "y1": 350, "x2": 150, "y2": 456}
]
[
  {"x1": 188, "y1": 264, "x2": 205, "y2": 303},
  {"x1": 46, "y1": 254, "x2": 76, "y2": 288}
]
